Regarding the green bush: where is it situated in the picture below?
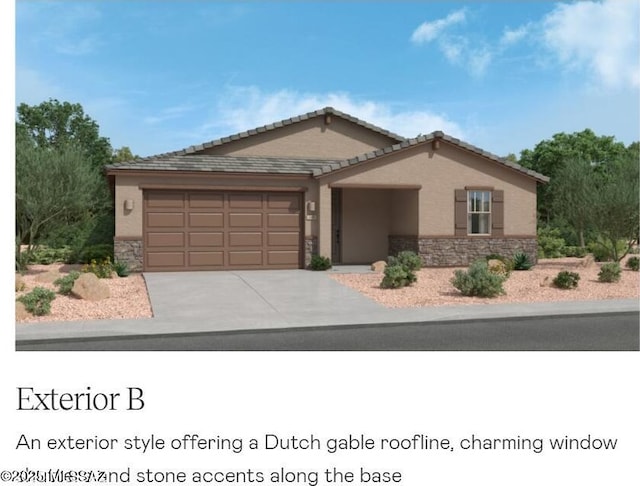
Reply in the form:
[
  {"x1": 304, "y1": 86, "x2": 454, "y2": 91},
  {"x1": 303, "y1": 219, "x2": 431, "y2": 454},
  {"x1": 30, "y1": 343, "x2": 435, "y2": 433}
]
[
  {"x1": 380, "y1": 264, "x2": 412, "y2": 289},
  {"x1": 598, "y1": 262, "x2": 621, "y2": 283},
  {"x1": 309, "y1": 255, "x2": 332, "y2": 271},
  {"x1": 53, "y1": 271, "x2": 81, "y2": 295},
  {"x1": 17, "y1": 287, "x2": 56, "y2": 316},
  {"x1": 26, "y1": 246, "x2": 74, "y2": 264},
  {"x1": 553, "y1": 271, "x2": 580, "y2": 289},
  {"x1": 564, "y1": 246, "x2": 588, "y2": 258},
  {"x1": 537, "y1": 227, "x2": 566, "y2": 258},
  {"x1": 587, "y1": 238, "x2": 628, "y2": 262},
  {"x1": 381, "y1": 251, "x2": 421, "y2": 288},
  {"x1": 512, "y1": 251, "x2": 533, "y2": 271},
  {"x1": 626, "y1": 256, "x2": 640, "y2": 271},
  {"x1": 451, "y1": 259, "x2": 507, "y2": 298},
  {"x1": 112, "y1": 260, "x2": 130, "y2": 277},
  {"x1": 78, "y1": 244, "x2": 114, "y2": 264},
  {"x1": 82, "y1": 257, "x2": 114, "y2": 279}
]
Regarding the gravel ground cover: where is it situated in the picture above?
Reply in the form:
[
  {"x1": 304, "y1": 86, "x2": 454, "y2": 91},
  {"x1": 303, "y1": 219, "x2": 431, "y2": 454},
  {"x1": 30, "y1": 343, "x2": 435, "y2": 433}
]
[
  {"x1": 15, "y1": 264, "x2": 152, "y2": 323},
  {"x1": 15, "y1": 257, "x2": 639, "y2": 323},
  {"x1": 329, "y1": 257, "x2": 640, "y2": 308}
]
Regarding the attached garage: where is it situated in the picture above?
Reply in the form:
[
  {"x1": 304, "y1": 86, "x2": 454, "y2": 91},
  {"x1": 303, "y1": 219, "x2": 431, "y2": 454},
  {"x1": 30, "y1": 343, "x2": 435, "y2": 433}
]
[{"x1": 143, "y1": 190, "x2": 303, "y2": 271}]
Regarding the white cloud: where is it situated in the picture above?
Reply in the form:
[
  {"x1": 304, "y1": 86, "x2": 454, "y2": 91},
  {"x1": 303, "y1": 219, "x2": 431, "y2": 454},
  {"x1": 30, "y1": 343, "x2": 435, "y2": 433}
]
[
  {"x1": 542, "y1": 0, "x2": 640, "y2": 88},
  {"x1": 500, "y1": 24, "x2": 530, "y2": 46},
  {"x1": 192, "y1": 87, "x2": 464, "y2": 143},
  {"x1": 411, "y1": 9, "x2": 466, "y2": 44}
]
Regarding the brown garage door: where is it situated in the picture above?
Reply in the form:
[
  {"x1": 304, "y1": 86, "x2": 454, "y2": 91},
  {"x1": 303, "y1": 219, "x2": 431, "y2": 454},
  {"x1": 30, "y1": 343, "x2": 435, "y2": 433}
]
[{"x1": 143, "y1": 190, "x2": 303, "y2": 271}]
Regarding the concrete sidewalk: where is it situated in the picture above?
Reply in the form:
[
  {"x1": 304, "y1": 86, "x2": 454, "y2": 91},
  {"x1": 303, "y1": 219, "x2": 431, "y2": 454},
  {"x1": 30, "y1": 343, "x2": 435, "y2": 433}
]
[{"x1": 15, "y1": 270, "x2": 640, "y2": 342}]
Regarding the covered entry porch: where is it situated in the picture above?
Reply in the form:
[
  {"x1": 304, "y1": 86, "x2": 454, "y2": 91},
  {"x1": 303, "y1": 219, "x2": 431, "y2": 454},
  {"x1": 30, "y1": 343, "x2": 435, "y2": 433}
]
[{"x1": 327, "y1": 185, "x2": 419, "y2": 264}]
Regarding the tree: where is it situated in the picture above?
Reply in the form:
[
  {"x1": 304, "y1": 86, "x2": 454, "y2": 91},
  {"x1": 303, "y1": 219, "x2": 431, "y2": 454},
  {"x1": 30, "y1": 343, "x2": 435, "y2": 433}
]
[
  {"x1": 550, "y1": 159, "x2": 596, "y2": 248},
  {"x1": 16, "y1": 99, "x2": 113, "y2": 169},
  {"x1": 519, "y1": 129, "x2": 628, "y2": 223},
  {"x1": 15, "y1": 141, "x2": 105, "y2": 270},
  {"x1": 112, "y1": 146, "x2": 138, "y2": 163}
]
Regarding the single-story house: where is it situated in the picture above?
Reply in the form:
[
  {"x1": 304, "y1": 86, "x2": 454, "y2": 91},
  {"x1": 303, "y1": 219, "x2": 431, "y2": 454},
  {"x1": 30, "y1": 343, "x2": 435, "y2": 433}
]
[{"x1": 105, "y1": 107, "x2": 549, "y2": 272}]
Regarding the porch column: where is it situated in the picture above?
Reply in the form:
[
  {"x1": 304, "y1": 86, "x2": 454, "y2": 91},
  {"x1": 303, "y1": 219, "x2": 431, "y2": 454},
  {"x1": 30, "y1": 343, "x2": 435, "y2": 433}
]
[{"x1": 318, "y1": 181, "x2": 332, "y2": 258}]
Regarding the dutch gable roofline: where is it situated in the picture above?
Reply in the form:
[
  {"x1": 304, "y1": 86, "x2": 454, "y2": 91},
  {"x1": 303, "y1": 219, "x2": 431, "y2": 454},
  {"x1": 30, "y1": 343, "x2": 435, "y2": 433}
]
[
  {"x1": 150, "y1": 106, "x2": 407, "y2": 158},
  {"x1": 313, "y1": 131, "x2": 550, "y2": 183}
]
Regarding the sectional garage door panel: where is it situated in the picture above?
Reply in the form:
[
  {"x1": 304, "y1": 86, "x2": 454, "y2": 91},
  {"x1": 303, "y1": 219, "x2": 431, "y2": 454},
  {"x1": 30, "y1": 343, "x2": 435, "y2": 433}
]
[{"x1": 144, "y1": 190, "x2": 302, "y2": 271}]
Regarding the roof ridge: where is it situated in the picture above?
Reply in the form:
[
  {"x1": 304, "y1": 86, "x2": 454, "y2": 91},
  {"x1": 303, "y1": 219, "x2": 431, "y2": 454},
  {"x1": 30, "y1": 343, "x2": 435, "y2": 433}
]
[
  {"x1": 138, "y1": 107, "x2": 407, "y2": 159},
  {"x1": 313, "y1": 131, "x2": 549, "y2": 182}
]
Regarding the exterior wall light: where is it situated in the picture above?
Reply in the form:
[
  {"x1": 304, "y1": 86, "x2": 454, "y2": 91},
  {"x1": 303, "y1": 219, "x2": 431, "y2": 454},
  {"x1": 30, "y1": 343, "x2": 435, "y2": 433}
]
[{"x1": 124, "y1": 199, "x2": 135, "y2": 211}]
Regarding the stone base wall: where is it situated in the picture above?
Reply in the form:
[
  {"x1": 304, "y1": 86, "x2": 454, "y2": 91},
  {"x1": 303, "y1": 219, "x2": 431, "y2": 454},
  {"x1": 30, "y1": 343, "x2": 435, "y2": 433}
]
[
  {"x1": 114, "y1": 239, "x2": 143, "y2": 272},
  {"x1": 304, "y1": 236, "x2": 318, "y2": 268},
  {"x1": 389, "y1": 235, "x2": 537, "y2": 267}
]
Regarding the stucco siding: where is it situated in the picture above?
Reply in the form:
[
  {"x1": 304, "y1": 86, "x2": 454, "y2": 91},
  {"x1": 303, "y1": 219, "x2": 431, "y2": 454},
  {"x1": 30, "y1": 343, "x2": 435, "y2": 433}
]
[
  {"x1": 195, "y1": 117, "x2": 397, "y2": 160},
  {"x1": 324, "y1": 143, "x2": 537, "y2": 236}
]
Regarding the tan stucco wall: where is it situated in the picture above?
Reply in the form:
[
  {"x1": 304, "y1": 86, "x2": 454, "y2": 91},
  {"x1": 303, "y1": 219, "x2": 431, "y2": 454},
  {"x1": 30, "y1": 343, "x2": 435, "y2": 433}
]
[
  {"x1": 390, "y1": 189, "x2": 419, "y2": 235},
  {"x1": 341, "y1": 189, "x2": 391, "y2": 263},
  {"x1": 322, "y1": 143, "x2": 537, "y2": 237},
  {"x1": 114, "y1": 173, "x2": 319, "y2": 238},
  {"x1": 196, "y1": 117, "x2": 398, "y2": 159}
]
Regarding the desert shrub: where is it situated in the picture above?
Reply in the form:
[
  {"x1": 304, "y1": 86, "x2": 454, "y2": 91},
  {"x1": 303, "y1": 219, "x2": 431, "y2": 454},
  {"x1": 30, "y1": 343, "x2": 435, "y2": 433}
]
[
  {"x1": 451, "y1": 259, "x2": 507, "y2": 298},
  {"x1": 17, "y1": 287, "x2": 56, "y2": 316},
  {"x1": 629, "y1": 246, "x2": 640, "y2": 255},
  {"x1": 380, "y1": 264, "x2": 412, "y2": 289},
  {"x1": 564, "y1": 246, "x2": 588, "y2": 258},
  {"x1": 512, "y1": 251, "x2": 533, "y2": 271},
  {"x1": 309, "y1": 255, "x2": 332, "y2": 271},
  {"x1": 53, "y1": 271, "x2": 81, "y2": 295},
  {"x1": 626, "y1": 256, "x2": 640, "y2": 271},
  {"x1": 82, "y1": 257, "x2": 114, "y2": 279},
  {"x1": 598, "y1": 263, "x2": 621, "y2": 283},
  {"x1": 78, "y1": 244, "x2": 114, "y2": 264},
  {"x1": 553, "y1": 271, "x2": 580, "y2": 289},
  {"x1": 382, "y1": 251, "x2": 421, "y2": 288},
  {"x1": 587, "y1": 237, "x2": 628, "y2": 262},
  {"x1": 112, "y1": 260, "x2": 130, "y2": 277},
  {"x1": 27, "y1": 246, "x2": 74, "y2": 264},
  {"x1": 537, "y1": 227, "x2": 566, "y2": 258}
]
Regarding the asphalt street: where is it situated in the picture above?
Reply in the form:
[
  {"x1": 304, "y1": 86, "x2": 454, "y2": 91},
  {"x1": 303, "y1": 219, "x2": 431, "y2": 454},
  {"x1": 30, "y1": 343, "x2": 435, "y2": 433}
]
[{"x1": 16, "y1": 311, "x2": 639, "y2": 351}]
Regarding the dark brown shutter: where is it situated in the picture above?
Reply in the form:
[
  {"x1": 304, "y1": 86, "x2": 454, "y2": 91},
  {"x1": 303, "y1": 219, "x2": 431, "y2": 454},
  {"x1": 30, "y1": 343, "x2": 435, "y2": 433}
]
[
  {"x1": 454, "y1": 189, "x2": 467, "y2": 236},
  {"x1": 492, "y1": 190, "x2": 504, "y2": 236}
]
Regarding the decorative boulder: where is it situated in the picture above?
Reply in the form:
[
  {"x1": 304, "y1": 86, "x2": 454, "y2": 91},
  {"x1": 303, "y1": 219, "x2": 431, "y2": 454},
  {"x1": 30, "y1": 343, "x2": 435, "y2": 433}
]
[
  {"x1": 580, "y1": 254, "x2": 596, "y2": 268},
  {"x1": 15, "y1": 301, "x2": 30, "y2": 320},
  {"x1": 71, "y1": 273, "x2": 110, "y2": 301},
  {"x1": 371, "y1": 260, "x2": 387, "y2": 273},
  {"x1": 35, "y1": 270, "x2": 62, "y2": 284},
  {"x1": 15, "y1": 275, "x2": 26, "y2": 292}
]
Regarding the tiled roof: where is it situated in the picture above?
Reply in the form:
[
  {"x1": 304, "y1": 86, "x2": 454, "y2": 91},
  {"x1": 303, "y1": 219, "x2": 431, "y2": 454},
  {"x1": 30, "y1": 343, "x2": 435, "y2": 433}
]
[
  {"x1": 105, "y1": 154, "x2": 336, "y2": 176},
  {"x1": 312, "y1": 131, "x2": 550, "y2": 183},
  {"x1": 151, "y1": 106, "x2": 407, "y2": 157}
]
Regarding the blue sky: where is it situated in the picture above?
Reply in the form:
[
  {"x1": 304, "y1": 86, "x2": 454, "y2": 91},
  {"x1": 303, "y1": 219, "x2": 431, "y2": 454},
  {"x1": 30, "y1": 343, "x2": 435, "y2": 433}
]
[{"x1": 13, "y1": 0, "x2": 640, "y2": 158}]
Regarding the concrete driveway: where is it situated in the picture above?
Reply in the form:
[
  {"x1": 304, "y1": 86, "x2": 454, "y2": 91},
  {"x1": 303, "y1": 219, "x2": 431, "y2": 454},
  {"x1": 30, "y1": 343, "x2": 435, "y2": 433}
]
[{"x1": 143, "y1": 269, "x2": 387, "y2": 330}]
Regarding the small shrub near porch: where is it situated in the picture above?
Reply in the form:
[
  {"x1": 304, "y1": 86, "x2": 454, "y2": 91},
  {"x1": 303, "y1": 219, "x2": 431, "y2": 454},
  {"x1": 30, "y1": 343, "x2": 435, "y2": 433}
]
[
  {"x1": 380, "y1": 251, "x2": 421, "y2": 289},
  {"x1": 451, "y1": 259, "x2": 507, "y2": 298}
]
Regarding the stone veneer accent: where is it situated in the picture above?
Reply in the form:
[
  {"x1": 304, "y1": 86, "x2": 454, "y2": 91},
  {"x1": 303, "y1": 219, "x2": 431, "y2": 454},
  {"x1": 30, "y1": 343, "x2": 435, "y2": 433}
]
[
  {"x1": 304, "y1": 236, "x2": 318, "y2": 268},
  {"x1": 114, "y1": 239, "x2": 143, "y2": 272},
  {"x1": 389, "y1": 235, "x2": 537, "y2": 267}
]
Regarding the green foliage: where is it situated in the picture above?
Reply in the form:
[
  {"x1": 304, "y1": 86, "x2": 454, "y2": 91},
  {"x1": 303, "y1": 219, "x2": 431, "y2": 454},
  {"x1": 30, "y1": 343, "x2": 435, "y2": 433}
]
[
  {"x1": 537, "y1": 227, "x2": 566, "y2": 258},
  {"x1": 564, "y1": 246, "x2": 588, "y2": 258},
  {"x1": 451, "y1": 259, "x2": 507, "y2": 298},
  {"x1": 53, "y1": 271, "x2": 81, "y2": 295},
  {"x1": 553, "y1": 271, "x2": 580, "y2": 289},
  {"x1": 309, "y1": 255, "x2": 332, "y2": 271},
  {"x1": 380, "y1": 264, "x2": 412, "y2": 289},
  {"x1": 381, "y1": 251, "x2": 422, "y2": 289},
  {"x1": 598, "y1": 263, "x2": 622, "y2": 283},
  {"x1": 587, "y1": 238, "x2": 628, "y2": 262},
  {"x1": 78, "y1": 244, "x2": 114, "y2": 264},
  {"x1": 82, "y1": 257, "x2": 114, "y2": 279},
  {"x1": 17, "y1": 287, "x2": 56, "y2": 316},
  {"x1": 626, "y1": 256, "x2": 639, "y2": 271},
  {"x1": 112, "y1": 260, "x2": 130, "y2": 277},
  {"x1": 112, "y1": 146, "x2": 138, "y2": 163},
  {"x1": 26, "y1": 246, "x2": 74, "y2": 264},
  {"x1": 512, "y1": 251, "x2": 533, "y2": 271}
]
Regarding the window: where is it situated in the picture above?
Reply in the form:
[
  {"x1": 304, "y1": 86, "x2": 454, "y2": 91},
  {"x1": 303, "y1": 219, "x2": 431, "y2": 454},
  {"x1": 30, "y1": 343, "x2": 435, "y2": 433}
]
[{"x1": 468, "y1": 190, "x2": 491, "y2": 235}]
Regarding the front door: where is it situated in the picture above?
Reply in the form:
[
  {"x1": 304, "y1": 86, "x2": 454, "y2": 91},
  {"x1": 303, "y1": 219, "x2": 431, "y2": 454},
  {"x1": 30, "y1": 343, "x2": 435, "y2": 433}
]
[{"x1": 331, "y1": 188, "x2": 342, "y2": 264}]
